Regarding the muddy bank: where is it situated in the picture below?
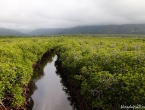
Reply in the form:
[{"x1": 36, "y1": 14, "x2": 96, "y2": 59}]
[
  {"x1": 0, "y1": 84, "x2": 33, "y2": 110},
  {"x1": 55, "y1": 56, "x2": 94, "y2": 110}
]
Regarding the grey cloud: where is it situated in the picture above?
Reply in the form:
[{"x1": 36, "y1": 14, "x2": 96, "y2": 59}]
[
  {"x1": 0, "y1": 0, "x2": 145, "y2": 29},
  {"x1": 98, "y1": 0, "x2": 145, "y2": 21}
]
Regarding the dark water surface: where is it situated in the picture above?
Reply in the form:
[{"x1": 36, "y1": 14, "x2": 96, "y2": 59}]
[{"x1": 29, "y1": 55, "x2": 75, "y2": 110}]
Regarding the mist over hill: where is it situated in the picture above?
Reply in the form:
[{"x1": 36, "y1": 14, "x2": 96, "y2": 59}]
[
  {"x1": 29, "y1": 28, "x2": 64, "y2": 35},
  {"x1": 15, "y1": 29, "x2": 34, "y2": 34}
]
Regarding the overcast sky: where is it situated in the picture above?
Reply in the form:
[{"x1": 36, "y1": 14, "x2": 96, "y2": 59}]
[{"x1": 0, "y1": 0, "x2": 145, "y2": 29}]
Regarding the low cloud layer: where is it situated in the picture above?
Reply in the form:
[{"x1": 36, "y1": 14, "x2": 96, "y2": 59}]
[{"x1": 0, "y1": 0, "x2": 145, "y2": 29}]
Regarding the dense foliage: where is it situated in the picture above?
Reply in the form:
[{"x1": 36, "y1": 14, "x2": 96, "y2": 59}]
[
  {"x1": 57, "y1": 37, "x2": 145, "y2": 109},
  {"x1": 0, "y1": 35, "x2": 145, "y2": 109}
]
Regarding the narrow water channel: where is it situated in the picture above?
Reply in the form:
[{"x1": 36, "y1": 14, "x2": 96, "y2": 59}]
[{"x1": 28, "y1": 54, "x2": 76, "y2": 110}]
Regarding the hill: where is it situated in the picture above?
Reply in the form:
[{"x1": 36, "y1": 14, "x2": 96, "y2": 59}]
[
  {"x1": 0, "y1": 28, "x2": 27, "y2": 36},
  {"x1": 29, "y1": 24, "x2": 145, "y2": 35},
  {"x1": 1, "y1": 24, "x2": 145, "y2": 36}
]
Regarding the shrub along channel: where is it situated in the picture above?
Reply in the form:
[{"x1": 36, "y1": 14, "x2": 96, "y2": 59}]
[{"x1": 0, "y1": 37, "x2": 61, "y2": 109}]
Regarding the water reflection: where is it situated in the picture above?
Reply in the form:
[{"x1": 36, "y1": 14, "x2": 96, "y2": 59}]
[
  {"x1": 31, "y1": 52, "x2": 55, "y2": 82},
  {"x1": 28, "y1": 51, "x2": 76, "y2": 110},
  {"x1": 55, "y1": 60, "x2": 77, "y2": 110}
]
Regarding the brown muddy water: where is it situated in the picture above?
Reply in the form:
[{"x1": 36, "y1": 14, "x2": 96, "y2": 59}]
[{"x1": 28, "y1": 55, "x2": 76, "y2": 110}]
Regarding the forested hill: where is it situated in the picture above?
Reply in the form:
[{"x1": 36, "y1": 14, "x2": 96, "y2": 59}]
[
  {"x1": 29, "y1": 24, "x2": 145, "y2": 35},
  {"x1": 0, "y1": 28, "x2": 27, "y2": 36}
]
